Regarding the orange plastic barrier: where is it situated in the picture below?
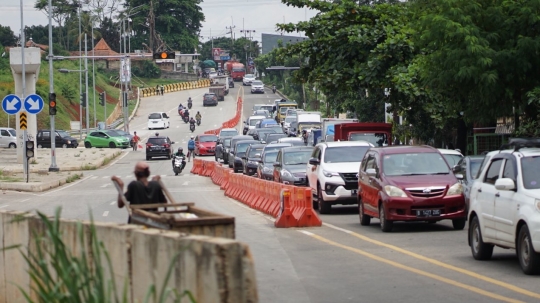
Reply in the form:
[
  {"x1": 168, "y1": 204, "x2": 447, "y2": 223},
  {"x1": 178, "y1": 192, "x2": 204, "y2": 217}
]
[{"x1": 191, "y1": 159, "x2": 202, "y2": 175}]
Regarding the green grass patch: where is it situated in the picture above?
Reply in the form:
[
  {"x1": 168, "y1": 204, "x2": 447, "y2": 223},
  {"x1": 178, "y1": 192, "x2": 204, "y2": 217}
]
[
  {"x1": 81, "y1": 164, "x2": 98, "y2": 170},
  {"x1": 65, "y1": 173, "x2": 82, "y2": 183}
]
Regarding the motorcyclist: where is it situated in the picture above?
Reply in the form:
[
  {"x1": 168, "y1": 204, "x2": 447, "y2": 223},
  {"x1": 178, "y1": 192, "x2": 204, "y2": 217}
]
[
  {"x1": 187, "y1": 97, "x2": 193, "y2": 109},
  {"x1": 195, "y1": 111, "x2": 202, "y2": 121},
  {"x1": 172, "y1": 147, "x2": 187, "y2": 172},
  {"x1": 189, "y1": 117, "x2": 196, "y2": 129},
  {"x1": 187, "y1": 136, "x2": 195, "y2": 162},
  {"x1": 272, "y1": 83, "x2": 276, "y2": 93}
]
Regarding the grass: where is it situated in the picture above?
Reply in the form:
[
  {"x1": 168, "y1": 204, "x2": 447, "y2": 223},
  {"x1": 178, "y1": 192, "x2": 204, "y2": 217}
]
[
  {"x1": 0, "y1": 169, "x2": 22, "y2": 182},
  {"x1": 101, "y1": 151, "x2": 121, "y2": 166},
  {"x1": 81, "y1": 164, "x2": 98, "y2": 170},
  {"x1": 65, "y1": 173, "x2": 82, "y2": 183}
]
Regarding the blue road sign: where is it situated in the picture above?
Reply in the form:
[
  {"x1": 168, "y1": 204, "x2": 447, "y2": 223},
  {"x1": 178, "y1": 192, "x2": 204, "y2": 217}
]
[
  {"x1": 1, "y1": 94, "x2": 22, "y2": 115},
  {"x1": 24, "y1": 94, "x2": 44, "y2": 114}
]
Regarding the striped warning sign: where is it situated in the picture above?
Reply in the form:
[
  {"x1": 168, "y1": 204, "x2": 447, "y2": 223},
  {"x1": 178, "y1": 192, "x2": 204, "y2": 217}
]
[{"x1": 20, "y1": 111, "x2": 27, "y2": 130}]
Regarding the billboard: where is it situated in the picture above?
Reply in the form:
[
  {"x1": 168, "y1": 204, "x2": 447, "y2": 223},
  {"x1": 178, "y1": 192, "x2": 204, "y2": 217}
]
[
  {"x1": 212, "y1": 48, "x2": 221, "y2": 61},
  {"x1": 120, "y1": 58, "x2": 131, "y2": 83}
]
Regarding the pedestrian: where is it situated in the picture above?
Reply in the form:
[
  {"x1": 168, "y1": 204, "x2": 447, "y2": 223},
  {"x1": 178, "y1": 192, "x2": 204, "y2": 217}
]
[
  {"x1": 132, "y1": 131, "x2": 140, "y2": 151},
  {"x1": 160, "y1": 85, "x2": 164, "y2": 95},
  {"x1": 112, "y1": 162, "x2": 167, "y2": 223},
  {"x1": 187, "y1": 135, "x2": 195, "y2": 162},
  {"x1": 156, "y1": 84, "x2": 159, "y2": 95}
]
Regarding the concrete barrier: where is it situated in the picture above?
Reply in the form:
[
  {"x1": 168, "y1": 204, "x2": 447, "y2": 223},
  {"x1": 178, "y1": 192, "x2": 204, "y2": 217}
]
[{"x1": 0, "y1": 211, "x2": 258, "y2": 303}]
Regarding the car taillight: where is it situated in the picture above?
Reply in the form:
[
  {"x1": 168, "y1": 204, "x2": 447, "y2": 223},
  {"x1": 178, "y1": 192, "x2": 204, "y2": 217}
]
[
  {"x1": 163, "y1": 144, "x2": 170, "y2": 148},
  {"x1": 146, "y1": 143, "x2": 152, "y2": 148}
]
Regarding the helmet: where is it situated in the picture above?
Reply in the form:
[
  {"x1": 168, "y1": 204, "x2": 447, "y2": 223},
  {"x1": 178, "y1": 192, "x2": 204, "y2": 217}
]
[
  {"x1": 155, "y1": 132, "x2": 159, "y2": 136},
  {"x1": 190, "y1": 135, "x2": 194, "y2": 139},
  {"x1": 197, "y1": 111, "x2": 200, "y2": 114},
  {"x1": 178, "y1": 147, "x2": 183, "y2": 152}
]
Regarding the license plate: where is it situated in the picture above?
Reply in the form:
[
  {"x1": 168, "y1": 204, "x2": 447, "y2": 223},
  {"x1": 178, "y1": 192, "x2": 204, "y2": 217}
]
[
  {"x1": 152, "y1": 121, "x2": 158, "y2": 123},
  {"x1": 351, "y1": 189, "x2": 358, "y2": 195},
  {"x1": 416, "y1": 209, "x2": 441, "y2": 217}
]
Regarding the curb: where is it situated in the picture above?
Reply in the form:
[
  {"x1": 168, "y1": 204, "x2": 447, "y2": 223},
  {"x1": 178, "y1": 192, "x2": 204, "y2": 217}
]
[{"x1": 0, "y1": 174, "x2": 80, "y2": 192}]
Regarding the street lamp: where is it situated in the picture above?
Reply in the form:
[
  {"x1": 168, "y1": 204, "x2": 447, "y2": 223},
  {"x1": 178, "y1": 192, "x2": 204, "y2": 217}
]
[{"x1": 58, "y1": 68, "x2": 89, "y2": 138}]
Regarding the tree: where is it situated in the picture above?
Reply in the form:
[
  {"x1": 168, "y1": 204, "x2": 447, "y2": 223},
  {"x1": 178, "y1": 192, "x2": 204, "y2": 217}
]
[
  {"x1": 198, "y1": 37, "x2": 260, "y2": 66},
  {"x1": 67, "y1": 11, "x2": 101, "y2": 49},
  {"x1": 98, "y1": 17, "x2": 120, "y2": 52},
  {"x1": 0, "y1": 25, "x2": 17, "y2": 47},
  {"x1": 35, "y1": 0, "x2": 80, "y2": 50}
]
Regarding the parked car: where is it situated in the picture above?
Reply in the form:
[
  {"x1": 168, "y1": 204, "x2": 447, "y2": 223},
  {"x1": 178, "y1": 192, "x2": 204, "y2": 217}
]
[
  {"x1": 438, "y1": 148, "x2": 464, "y2": 167},
  {"x1": 242, "y1": 144, "x2": 266, "y2": 176},
  {"x1": 84, "y1": 130, "x2": 130, "y2": 149},
  {"x1": 203, "y1": 93, "x2": 218, "y2": 107},
  {"x1": 229, "y1": 140, "x2": 259, "y2": 173},
  {"x1": 215, "y1": 138, "x2": 232, "y2": 163},
  {"x1": 145, "y1": 136, "x2": 174, "y2": 160},
  {"x1": 195, "y1": 134, "x2": 218, "y2": 156},
  {"x1": 111, "y1": 130, "x2": 134, "y2": 147},
  {"x1": 147, "y1": 112, "x2": 170, "y2": 130},
  {"x1": 36, "y1": 129, "x2": 78, "y2": 148},
  {"x1": 218, "y1": 128, "x2": 239, "y2": 139},
  {"x1": 307, "y1": 141, "x2": 374, "y2": 214},
  {"x1": 358, "y1": 145, "x2": 467, "y2": 232},
  {"x1": 0, "y1": 127, "x2": 17, "y2": 148},
  {"x1": 468, "y1": 140, "x2": 540, "y2": 274},
  {"x1": 242, "y1": 74, "x2": 256, "y2": 85},
  {"x1": 250, "y1": 80, "x2": 265, "y2": 93},
  {"x1": 273, "y1": 147, "x2": 314, "y2": 185},
  {"x1": 227, "y1": 135, "x2": 255, "y2": 168},
  {"x1": 453, "y1": 155, "x2": 486, "y2": 212}
]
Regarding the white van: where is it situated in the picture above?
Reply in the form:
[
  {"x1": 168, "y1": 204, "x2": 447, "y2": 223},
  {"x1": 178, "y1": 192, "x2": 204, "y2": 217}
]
[
  {"x1": 147, "y1": 112, "x2": 170, "y2": 130},
  {"x1": 0, "y1": 127, "x2": 17, "y2": 148}
]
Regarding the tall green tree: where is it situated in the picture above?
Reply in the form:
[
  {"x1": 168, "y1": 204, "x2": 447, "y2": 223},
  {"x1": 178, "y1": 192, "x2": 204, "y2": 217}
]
[
  {"x1": 199, "y1": 37, "x2": 260, "y2": 66},
  {"x1": 35, "y1": 0, "x2": 80, "y2": 50},
  {"x1": 0, "y1": 25, "x2": 17, "y2": 47}
]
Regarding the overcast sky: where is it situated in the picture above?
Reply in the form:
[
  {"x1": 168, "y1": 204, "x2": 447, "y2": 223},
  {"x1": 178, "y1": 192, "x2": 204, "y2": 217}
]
[{"x1": 2, "y1": 0, "x2": 317, "y2": 44}]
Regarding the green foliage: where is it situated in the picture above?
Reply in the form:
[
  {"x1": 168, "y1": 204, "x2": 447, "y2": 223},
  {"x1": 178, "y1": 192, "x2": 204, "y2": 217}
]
[
  {"x1": 198, "y1": 37, "x2": 260, "y2": 67},
  {"x1": 0, "y1": 25, "x2": 17, "y2": 46},
  {"x1": 133, "y1": 60, "x2": 161, "y2": 78}
]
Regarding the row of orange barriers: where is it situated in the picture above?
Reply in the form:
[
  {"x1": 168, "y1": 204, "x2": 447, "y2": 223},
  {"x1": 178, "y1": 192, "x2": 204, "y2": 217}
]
[
  {"x1": 191, "y1": 159, "x2": 322, "y2": 228},
  {"x1": 204, "y1": 96, "x2": 244, "y2": 135}
]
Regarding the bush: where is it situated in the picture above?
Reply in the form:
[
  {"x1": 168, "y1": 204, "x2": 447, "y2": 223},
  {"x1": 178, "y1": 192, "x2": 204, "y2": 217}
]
[{"x1": 133, "y1": 60, "x2": 161, "y2": 78}]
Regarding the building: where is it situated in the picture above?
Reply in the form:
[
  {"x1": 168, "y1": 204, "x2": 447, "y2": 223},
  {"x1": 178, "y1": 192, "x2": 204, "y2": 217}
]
[{"x1": 261, "y1": 33, "x2": 308, "y2": 55}]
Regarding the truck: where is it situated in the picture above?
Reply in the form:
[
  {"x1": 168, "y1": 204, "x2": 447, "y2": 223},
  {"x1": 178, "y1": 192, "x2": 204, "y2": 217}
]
[
  {"x1": 213, "y1": 76, "x2": 230, "y2": 95},
  {"x1": 209, "y1": 85, "x2": 225, "y2": 101},
  {"x1": 276, "y1": 100, "x2": 298, "y2": 123},
  {"x1": 230, "y1": 63, "x2": 246, "y2": 81},
  {"x1": 320, "y1": 118, "x2": 359, "y2": 142},
  {"x1": 290, "y1": 112, "x2": 321, "y2": 137},
  {"x1": 333, "y1": 122, "x2": 393, "y2": 146}
]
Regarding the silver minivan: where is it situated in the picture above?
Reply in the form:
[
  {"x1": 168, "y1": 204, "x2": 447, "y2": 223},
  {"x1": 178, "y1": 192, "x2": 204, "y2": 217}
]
[{"x1": 0, "y1": 127, "x2": 17, "y2": 148}]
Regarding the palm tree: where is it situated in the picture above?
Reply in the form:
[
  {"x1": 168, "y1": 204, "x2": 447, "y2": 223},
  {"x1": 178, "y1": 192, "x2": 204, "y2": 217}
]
[{"x1": 67, "y1": 11, "x2": 102, "y2": 50}]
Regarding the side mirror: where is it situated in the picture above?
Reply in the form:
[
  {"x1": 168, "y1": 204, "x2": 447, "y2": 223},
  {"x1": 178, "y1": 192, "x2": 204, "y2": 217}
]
[
  {"x1": 273, "y1": 162, "x2": 281, "y2": 167},
  {"x1": 242, "y1": 156, "x2": 247, "y2": 160},
  {"x1": 366, "y1": 168, "x2": 377, "y2": 177},
  {"x1": 171, "y1": 141, "x2": 175, "y2": 144},
  {"x1": 495, "y1": 178, "x2": 515, "y2": 191},
  {"x1": 455, "y1": 174, "x2": 464, "y2": 180},
  {"x1": 452, "y1": 165, "x2": 461, "y2": 173},
  {"x1": 309, "y1": 158, "x2": 320, "y2": 165}
]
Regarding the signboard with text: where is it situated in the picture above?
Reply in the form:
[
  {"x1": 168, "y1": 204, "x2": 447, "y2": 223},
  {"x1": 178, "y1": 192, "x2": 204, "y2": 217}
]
[{"x1": 212, "y1": 48, "x2": 222, "y2": 61}]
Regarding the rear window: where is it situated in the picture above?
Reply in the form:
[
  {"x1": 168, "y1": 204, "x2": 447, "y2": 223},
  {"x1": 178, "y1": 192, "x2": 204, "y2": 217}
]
[
  {"x1": 200, "y1": 135, "x2": 218, "y2": 142},
  {"x1": 220, "y1": 130, "x2": 238, "y2": 137},
  {"x1": 324, "y1": 146, "x2": 370, "y2": 163},
  {"x1": 248, "y1": 147, "x2": 264, "y2": 157},
  {"x1": 148, "y1": 138, "x2": 167, "y2": 145},
  {"x1": 148, "y1": 113, "x2": 161, "y2": 119},
  {"x1": 264, "y1": 151, "x2": 278, "y2": 163}
]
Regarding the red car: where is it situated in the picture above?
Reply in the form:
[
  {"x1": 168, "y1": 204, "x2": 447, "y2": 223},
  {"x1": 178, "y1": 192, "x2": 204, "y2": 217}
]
[
  {"x1": 358, "y1": 146, "x2": 466, "y2": 232},
  {"x1": 194, "y1": 134, "x2": 218, "y2": 156}
]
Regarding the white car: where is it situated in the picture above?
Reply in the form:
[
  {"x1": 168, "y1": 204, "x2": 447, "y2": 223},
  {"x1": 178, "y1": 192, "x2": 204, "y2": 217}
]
[
  {"x1": 251, "y1": 80, "x2": 265, "y2": 93},
  {"x1": 306, "y1": 141, "x2": 374, "y2": 214},
  {"x1": 0, "y1": 127, "x2": 17, "y2": 148},
  {"x1": 283, "y1": 116, "x2": 296, "y2": 133},
  {"x1": 243, "y1": 115, "x2": 266, "y2": 135},
  {"x1": 243, "y1": 74, "x2": 256, "y2": 86},
  {"x1": 147, "y1": 112, "x2": 170, "y2": 130},
  {"x1": 468, "y1": 142, "x2": 540, "y2": 274},
  {"x1": 438, "y1": 148, "x2": 464, "y2": 167}
]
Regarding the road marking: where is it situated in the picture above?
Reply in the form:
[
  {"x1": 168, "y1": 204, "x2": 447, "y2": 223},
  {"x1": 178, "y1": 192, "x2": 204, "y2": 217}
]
[
  {"x1": 100, "y1": 184, "x2": 111, "y2": 188},
  {"x1": 298, "y1": 230, "x2": 524, "y2": 303},
  {"x1": 102, "y1": 176, "x2": 109, "y2": 179},
  {"x1": 103, "y1": 211, "x2": 109, "y2": 217},
  {"x1": 40, "y1": 175, "x2": 92, "y2": 196},
  {"x1": 110, "y1": 201, "x2": 116, "y2": 205},
  {"x1": 322, "y1": 222, "x2": 540, "y2": 300},
  {"x1": 90, "y1": 176, "x2": 97, "y2": 180},
  {"x1": 182, "y1": 181, "x2": 189, "y2": 186}
]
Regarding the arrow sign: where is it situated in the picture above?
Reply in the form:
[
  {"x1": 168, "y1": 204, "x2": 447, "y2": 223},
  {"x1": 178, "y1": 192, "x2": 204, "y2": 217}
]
[
  {"x1": 1, "y1": 94, "x2": 22, "y2": 115},
  {"x1": 20, "y1": 112, "x2": 27, "y2": 130},
  {"x1": 24, "y1": 94, "x2": 44, "y2": 114}
]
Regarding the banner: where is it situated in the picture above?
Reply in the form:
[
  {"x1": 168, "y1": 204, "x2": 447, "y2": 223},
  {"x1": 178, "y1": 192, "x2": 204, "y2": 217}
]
[
  {"x1": 212, "y1": 48, "x2": 221, "y2": 61},
  {"x1": 120, "y1": 58, "x2": 131, "y2": 83}
]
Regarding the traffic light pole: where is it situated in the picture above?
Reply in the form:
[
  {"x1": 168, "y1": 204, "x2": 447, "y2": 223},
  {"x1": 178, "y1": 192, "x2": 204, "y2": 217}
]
[
  {"x1": 48, "y1": 0, "x2": 59, "y2": 172},
  {"x1": 20, "y1": 0, "x2": 28, "y2": 181}
]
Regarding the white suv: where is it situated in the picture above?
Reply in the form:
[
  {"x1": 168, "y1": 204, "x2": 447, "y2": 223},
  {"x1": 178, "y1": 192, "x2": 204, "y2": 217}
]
[
  {"x1": 147, "y1": 112, "x2": 170, "y2": 130},
  {"x1": 0, "y1": 127, "x2": 17, "y2": 148},
  {"x1": 468, "y1": 142, "x2": 540, "y2": 275},
  {"x1": 306, "y1": 141, "x2": 374, "y2": 214}
]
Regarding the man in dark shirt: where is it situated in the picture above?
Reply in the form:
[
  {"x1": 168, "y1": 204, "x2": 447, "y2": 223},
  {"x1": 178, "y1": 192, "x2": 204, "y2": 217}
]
[{"x1": 112, "y1": 161, "x2": 167, "y2": 222}]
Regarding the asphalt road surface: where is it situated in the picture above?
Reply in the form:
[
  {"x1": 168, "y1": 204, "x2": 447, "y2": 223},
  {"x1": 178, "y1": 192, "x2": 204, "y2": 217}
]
[{"x1": 1, "y1": 82, "x2": 539, "y2": 303}]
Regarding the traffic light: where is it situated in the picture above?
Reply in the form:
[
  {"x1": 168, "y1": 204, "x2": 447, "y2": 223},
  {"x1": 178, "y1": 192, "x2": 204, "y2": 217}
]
[
  {"x1": 153, "y1": 52, "x2": 175, "y2": 60},
  {"x1": 49, "y1": 92, "x2": 57, "y2": 115},
  {"x1": 81, "y1": 92, "x2": 86, "y2": 107},
  {"x1": 99, "y1": 92, "x2": 106, "y2": 106},
  {"x1": 25, "y1": 140, "x2": 34, "y2": 159}
]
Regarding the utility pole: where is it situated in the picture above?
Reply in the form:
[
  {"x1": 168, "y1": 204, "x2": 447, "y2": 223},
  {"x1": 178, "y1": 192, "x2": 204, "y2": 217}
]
[
  {"x1": 226, "y1": 25, "x2": 235, "y2": 49},
  {"x1": 149, "y1": 0, "x2": 155, "y2": 51},
  {"x1": 48, "y1": 0, "x2": 58, "y2": 172},
  {"x1": 78, "y1": 6, "x2": 82, "y2": 140},
  {"x1": 84, "y1": 33, "x2": 89, "y2": 134}
]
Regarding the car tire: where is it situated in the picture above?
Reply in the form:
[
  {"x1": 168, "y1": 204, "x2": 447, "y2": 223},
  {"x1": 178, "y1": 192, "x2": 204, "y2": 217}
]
[
  {"x1": 452, "y1": 218, "x2": 466, "y2": 230},
  {"x1": 84, "y1": 142, "x2": 92, "y2": 148},
  {"x1": 8, "y1": 143, "x2": 16, "y2": 148},
  {"x1": 517, "y1": 225, "x2": 540, "y2": 275},
  {"x1": 379, "y1": 204, "x2": 393, "y2": 232},
  {"x1": 109, "y1": 142, "x2": 116, "y2": 148},
  {"x1": 146, "y1": 155, "x2": 151, "y2": 160},
  {"x1": 469, "y1": 216, "x2": 494, "y2": 260},
  {"x1": 317, "y1": 184, "x2": 332, "y2": 214},
  {"x1": 359, "y1": 200, "x2": 371, "y2": 226}
]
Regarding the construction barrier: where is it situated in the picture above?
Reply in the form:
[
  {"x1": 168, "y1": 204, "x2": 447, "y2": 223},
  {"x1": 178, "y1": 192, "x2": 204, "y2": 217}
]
[{"x1": 139, "y1": 79, "x2": 211, "y2": 98}]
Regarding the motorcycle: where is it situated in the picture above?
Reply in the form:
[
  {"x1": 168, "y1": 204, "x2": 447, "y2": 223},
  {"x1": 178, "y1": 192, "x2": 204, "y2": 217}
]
[
  {"x1": 190, "y1": 123, "x2": 196, "y2": 132},
  {"x1": 173, "y1": 155, "x2": 186, "y2": 176},
  {"x1": 272, "y1": 86, "x2": 276, "y2": 94},
  {"x1": 183, "y1": 115, "x2": 189, "y2": 123},
  {"x1": 188, "y1": 101, "x2": 192, "y2": 109},
  {"x1": 196, "y1": 118, "x2": 201, "y2": 126}
]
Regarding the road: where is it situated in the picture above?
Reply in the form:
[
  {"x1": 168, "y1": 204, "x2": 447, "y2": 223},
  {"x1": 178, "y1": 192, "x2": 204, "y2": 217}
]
[{"x1": 1, "y1": 82, "x2": 539, "y2": 303}]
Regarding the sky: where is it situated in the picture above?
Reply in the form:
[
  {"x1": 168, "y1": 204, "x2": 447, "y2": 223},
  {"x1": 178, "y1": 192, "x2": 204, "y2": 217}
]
[{"x1": 1, "y1": 0, "x2": 317, "y2": 45}]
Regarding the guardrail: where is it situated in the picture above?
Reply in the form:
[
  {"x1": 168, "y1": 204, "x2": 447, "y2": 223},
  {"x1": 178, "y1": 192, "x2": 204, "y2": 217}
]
[
  {"x1": 203, "y1": 90, "x2": 243, "y2": 135},
  {"x1": 139, "y1": 79, "x2": 212, "y2": 97}
]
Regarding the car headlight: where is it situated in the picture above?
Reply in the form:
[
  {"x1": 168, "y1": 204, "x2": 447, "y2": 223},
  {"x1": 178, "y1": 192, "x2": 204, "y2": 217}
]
[
  {"x1": 281, "y1": 170, "x2": 293, "y2": 178},
  {"x1": 248, "y1": 160, "x2": 258, "y2": 165},
  {"x1": 323, "y1": 170, "x2": 339, "y2": 178},
  {"x1": 66, "y1": 140, "x2": 71, "y2": 144},
  {"x1": 535, "y1": 199, "x2": 540, "y2": 212},
  {"x1": 384, "y1": 185, "x2": 407, "y2": 197},
  {"x1": 447, "y1": 182, "x2": 463, "y2": 196},
  {"x1": 263, "y1": 167, "x2": 272, "y2": 173}
]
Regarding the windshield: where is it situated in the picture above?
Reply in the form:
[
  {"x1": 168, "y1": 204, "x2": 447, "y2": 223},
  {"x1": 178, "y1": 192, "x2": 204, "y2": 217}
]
[
  {"x1": 105, "y1": 130, "x2": 121, "y2": 137},
  {"x1": 200, "y1": 135, "x2": 218, "y2": 142},
  {"x1": 521, "y1": 156, "x2": 540, "y2": 189},
  {"x1": 383, "y1": 153, "x2": 450, "y2": 176},
  {"x1": 260, "y1": 106, "x2": 273, "y2": 112},
  {"x1": 442, "y1": 154, "x2": 463, "y2": 166},
  {"x1": 223, "y1": 139, "x2": 231, "y2": 148},
  {"x1": 264, "y1": 152, "x2": 278, "y2": 163},
  {"x1": 324, "y1": 146, "x2": 370, "y2": 163},
  {"x1": 57, "y1": 131, "x2": 70, "y2": 137},
  {"x1": 220, "y1": 130, "x2": 238, "y2": 137},
  {"x1": 8, "y1": 129, "x2": 16, "y2": 136},
  {"x1": 250, "y1": 119, "x2": 262, "y2": 126},
  {"x1": 280, "y1": 107, "x2": 292, "y2": 114},
  {"x1": 245, "y1": 74, "x2": 254, "y2": 78},
  {"x1": 349, "y1": 133, "x2": 388, "y2": 147},
  {"x1": 470, "y1": 159, "x2": 483, "y2": 180},
  {"x1": 248, "y1": 147, "x2": 264, "y2": 157},
  {"x1": 236, "y1": 143, "x2": 252, "y2": 153},
  {"x1": 252, "y1": 81, "x2": 263, "y2": 85},
  {"x1": 283, "y1": 150, "x2": 312, "y2": 165},
  {"x1": 253, "y1": 105, "x2": 262, "y2": 111},
  {"x1": 148, "y1": 113, "x2": 161, "y2": 119}
]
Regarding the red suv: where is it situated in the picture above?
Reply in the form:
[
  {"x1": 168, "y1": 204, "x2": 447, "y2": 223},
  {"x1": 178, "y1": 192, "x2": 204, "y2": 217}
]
[{"x1": 357, "y1": 146, "x2": 466, "y2": 232}]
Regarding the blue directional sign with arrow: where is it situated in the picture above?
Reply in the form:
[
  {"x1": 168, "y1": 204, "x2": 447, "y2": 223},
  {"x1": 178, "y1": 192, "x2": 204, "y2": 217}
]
[
  {"x1": 1, "y1": 94, "x2": 22, "y2": 115},
  {"x1": 24, "y1": 94, "x2": 44, "y2": 114}
]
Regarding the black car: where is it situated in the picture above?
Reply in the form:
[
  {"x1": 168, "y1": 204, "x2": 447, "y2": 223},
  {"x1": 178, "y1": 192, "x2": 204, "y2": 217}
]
[
  {"x1": 145, "y1": 136, "x2": 175, "y2": 160},
  {"x1": 273, "y1": 147, "x2": 313, "y2": 185},
  {"x1": 262, "y1": 133, "x2": 287, "y2": 144},
  {"x1": 257, "y1": 150, "x2": 279, "y2": 180},
  {"x1": 215, "y1": 138, "x2": 231, "y2": 163},
  {"x1": 453, "y1": 155, "x2": 485, "y2": 212},
  {"x1": 250, "y1": 128, "x2": 280, "y2": 141},
  {"x1": 227, "y1": 135, "x2": 254, "y2": 168},
  {"x1": 242, "y1": 144, "x2": 265, "y2": 176},
  {"x1": 230, "y1": 140, "x2": 259, "y2": 173},
  {"x1": 36, "y1": 129, "x2": 78, "y2": 148},
  {"x1": 203, "y1": 93, "x2": 218, "y2": 107}
]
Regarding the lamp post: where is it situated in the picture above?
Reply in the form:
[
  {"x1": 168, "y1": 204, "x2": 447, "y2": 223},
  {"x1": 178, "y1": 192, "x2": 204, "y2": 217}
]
[
  {"x1": 58, "y1": 68, "x2": 88, "y2": 135},
  {"x1": 47, "y1": 0, "x2": 58, "y2": 172}
]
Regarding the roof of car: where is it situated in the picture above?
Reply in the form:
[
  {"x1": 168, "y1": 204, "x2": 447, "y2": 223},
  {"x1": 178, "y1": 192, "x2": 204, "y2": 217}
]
[
  {"x1": 281, "y1": 146, "x2": 314, "y2": 152},
  {"x1": 319, "y1": 141, "x2": 374, "y2": 148},
  {"x1": 147, "y1": 136, "x2": 169, "y2": 140},
  {"x1": 438, "y1": 148, "x2": 464, "y2": 156},
  {"x1": 279, "y1": 137, "x2": 303, "y2": 142},
  {"x1": 220, "y1": 128, "x2": 238, "y2": 132},
  {"x1": 497, "y1": 147, "x2": 540, "y2": 157},
  {"x1": 249, "y1": 144, "x2": 267, "y2": 149},
  {"x1": 372, "y1": 145, "x2": 439, "y2": 155},
  {"x1": 265, "y1": 143, "x2": 293, "y2": 148},
  {"x1": 235, "y1": 139, "x2": 259, "y2": 146},
  {"x1": 199, "y1": 134, "x2": 217, "y2": 137},
  {"x1": 249, "y1": 115, "x2": 266, "y2": 120}
]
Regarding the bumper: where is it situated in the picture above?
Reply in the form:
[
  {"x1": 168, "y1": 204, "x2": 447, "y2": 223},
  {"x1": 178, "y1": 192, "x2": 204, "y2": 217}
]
[
  {"x1": 146, "y1": 149, "x2": 172, "y2": 158},
  {"x1": 245, "y1": 164, "x2": 258, "y2": 175},
  {"x1": 197, "y1": 148, "x2": 215, "y2": 155},
  {"x1": 203, "y1": 100, "x2": 218, "y2": 106},
  {"x1": 383, "y1": 195, "x2": 466, "y2": 221},
  {"x1": 322, "y1": 183, "x2": 357, "y2": 203},
  {"x1": 148, "y1": 122, "x2": 165, "y2": 129},
  {"x1": 233, "y1": 159, "x2": 243, "y2": 171},
  {"x1": 282, "y1": 177, "x2": 308, "y2": 186},
  {"x1": 251, "y1": 88, "x2": 264, "y2": 93}
]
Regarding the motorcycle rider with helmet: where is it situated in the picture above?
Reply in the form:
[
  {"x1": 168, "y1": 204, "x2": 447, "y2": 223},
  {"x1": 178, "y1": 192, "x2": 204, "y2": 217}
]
[
  {"x1": 189, "y1": 117, "x2": 196, "y2": 132},
  {"x1": 172, "y1": 147, "x2": 187, "y2": 173},
  {"x1": 187, "y1": 97, "x2": 193, "y2": 109},
  {"x1": 195, "y1": 111, "x2": 202, "y2": 125}
]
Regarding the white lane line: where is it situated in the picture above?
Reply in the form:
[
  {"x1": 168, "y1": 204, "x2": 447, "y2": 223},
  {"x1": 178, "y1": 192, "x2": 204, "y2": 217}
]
[
  {"x1": 182, "y1": 181, "x2": 189, "y2": 186},
  {"x1": 103, "y1": 211, "x2": 109, "y2": 217},
  {"x1": 0, "y1": 205, "x2": 9, "y2": 209},
  {"x1": 125, "y1": 175, "x2": 131, "y2": 178},
  {"x1": 322, "y1": 222, "x2": 354, "y2": 234},
  {"x1": 19, "y1": 199, "x2": 29, "y2": 203},
  {"x1": 103, "y1": 176, "x2": 109, "y2": 179},
  {"x1": 90, "y1": 176, "x2": 97, "y2": 180},
  {"x1": 100, "y1": 184, "x2": 111, "y2": 188},
  {"x1": 110, "y1": 201, "x2": 116, "y2": 205},
  {"x1": 298, "y1": 230, "x2": 315, "y2": 236}
]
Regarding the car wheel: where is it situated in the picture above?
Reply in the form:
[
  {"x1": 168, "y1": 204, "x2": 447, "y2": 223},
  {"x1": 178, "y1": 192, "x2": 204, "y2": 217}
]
[
  {"x1": 469, "y1": 216, "x2": 494, "y2": 260},
  {"x1": 62, "y1": 143, "x2": 68, "y2": 148},
  {"x1": 359, "y1": 199, "x2": 371, "y2": 226},
  {"x1": 84, "y1": 142, "x2": 92, "y2": 148},
  {"x1": 517, "y1": 225, "x2": 540, "y2": 275},
  {"x1": 109, "y1": 142, "x2": 116, "y2": 148},
  {"x1": 8, "y1": 143, "x2": 16, "y2": 148},
  {"x1": 379, "y1": 204, "x2": 393, "y2": 232},
  {"x1": 452, "y1": 218, "x2": 466, "y2": 230},
  {"x1": 317, "y1": 184, "x2": 332, "y2": 214}
]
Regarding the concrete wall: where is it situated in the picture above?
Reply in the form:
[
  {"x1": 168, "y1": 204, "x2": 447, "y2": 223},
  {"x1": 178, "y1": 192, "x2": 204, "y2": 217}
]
[
  {"x1": 161, "y1": 71, "x2": 199, "y2": 81},
  {"x1": 0, "y1": 211, "x2": 258, "y2": 303}
]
